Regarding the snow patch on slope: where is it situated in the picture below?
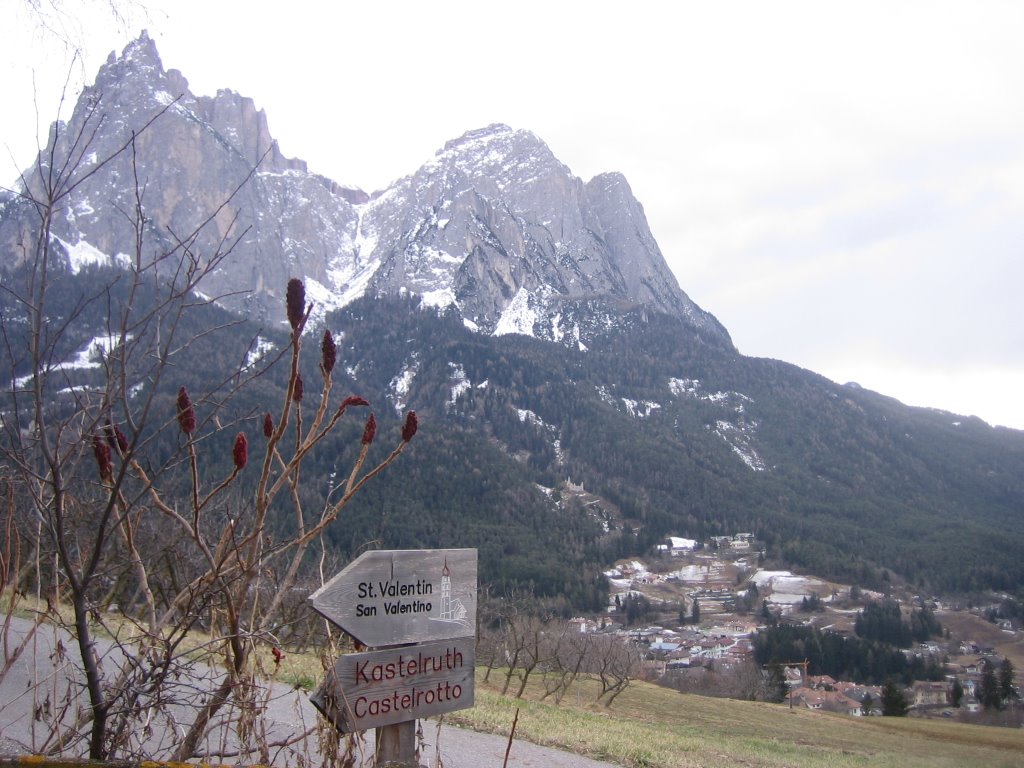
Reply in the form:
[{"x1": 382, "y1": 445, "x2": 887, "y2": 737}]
[
  {"x1": 516, "y1": 408, "x2": 564, "y2": 465},
  {"x1": 622, "y1": 398, "x2": 661, "y2": 418},
  {"x1": 710, "y1": 420, "x2": 766, "y2": 472},
  {"x1": 494, "y1": 286, "x2": 540, "y2": 337},
  {"x1": 595, "y1": 385, "x2": 616, "y2": 407},
  {"x1": 445, "y1": 363, "x2": 489, "y2": 410},
  {"x1": 593, "y1": 386, "x2": 661, "y2": 419},
  {"x1": 494, "y1": 285, "x2": 562, "y2": 338},
  {"x1": 420, "y1": 286, "x2": 457, "y2": 309},
  {"x1": 244, "y1": 335, "x2": 275, "y2": 370},
  {"x1": 12, "y1": 333, "x2": 131, "y2": 388},
  {"x1": 327, "y1": 255, "x2": 381, "y2": 308},
  {"x1": 301, "y1": 277, "x2": 347, "y2": 327},
  {"x1": 548, "y1": 314, "x2": 587, "y2": 351},
  {"x1": 671, "y1": 377, "x2": 765, "y2": 471},
  {"x1": 52, "y1": 234, "x2": 131, "y2": 274},
  {"x1": 669, "y1": 377, "x2": 752, "y2": 413},
  {"x1": 448, "y1": 362, "x2": 471, "y2": 407},
  {"x1": 389, "y1": 354, "x2": 419, "y2": 413}
]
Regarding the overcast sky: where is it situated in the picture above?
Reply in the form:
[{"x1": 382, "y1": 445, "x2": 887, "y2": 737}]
[{"x1": 4, "y1": 0, "x2": 1024, "y2": 428}]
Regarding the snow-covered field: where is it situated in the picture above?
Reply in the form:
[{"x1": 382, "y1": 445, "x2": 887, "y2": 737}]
[
  {"x1": 670, "y1": 562, "x2": 726, "y2": 583},
  {"x1": 752, "y1": 570, "x2": 830, "y2": 604},
  {"x1": 604, "y1": 559, "x2": 841, "y2": 616}
]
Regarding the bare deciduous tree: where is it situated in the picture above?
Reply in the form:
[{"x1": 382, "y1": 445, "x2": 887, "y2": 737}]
[
  {"x1": 588, "y1": 633, "x2": 641, "y2": 707},
  {"x1": 539, "y1": 623, "x2": 590, "y2": 704},
  {"x1": 0, "y1": 92, "x2": 416, "y2": 763},
  {"x1": 478, "y1": 600, "x2": 643, "y2": 708}
]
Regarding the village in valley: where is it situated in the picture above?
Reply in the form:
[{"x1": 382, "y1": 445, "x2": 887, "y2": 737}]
[{"x1": 582, "y1": 532, "x2": 1023, "y2": 721}]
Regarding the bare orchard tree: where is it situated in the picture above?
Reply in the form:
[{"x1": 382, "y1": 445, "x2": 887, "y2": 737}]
[
  {"x1": 479, "y1": 605, "x2": 644, "y2": 708},
  {"x1": 509, "y1": 613, "x2": 550, "y2": 699},
  {"x1": 494, "y1": 598, "x2": 529, "y2": 697},
  {"x1": 475, "y1": 588, "x2": 506, "y2": 685},
  {"x1": 0, "y1": 97, "x2": 416, "y2": 762},
  {"x1": 587, "y1": 633, "x2": 641, "y2": 707},
  {"x1": 539, "y1": 622, "x2": 591, "y2": 704}
]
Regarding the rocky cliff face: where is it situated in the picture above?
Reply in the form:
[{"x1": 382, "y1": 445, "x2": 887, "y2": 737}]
[
  {"x1": 1, "y1": 32, "x2": 731, "y2": 348},
  {"x1": 356, "y1": 125, "x2": 730, "y2": 347},
  {"x1": 1, "y1": 32, "x2": 361, "y2": 325}
]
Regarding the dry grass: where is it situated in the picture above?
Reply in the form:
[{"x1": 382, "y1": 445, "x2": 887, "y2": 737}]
[
  {"x1": 447, "y1": 671, "x2": 1024, "y2": 768},
  {"x1": 939, "y1": 609, "x2": 1024, "y2": 669},
  {"x1": 8, "y1": 594, "x2": 1022, "y2": 768}
]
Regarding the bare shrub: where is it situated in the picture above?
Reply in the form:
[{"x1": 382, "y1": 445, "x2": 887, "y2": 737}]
[{"x1": 0, "y1": 95, "x2": 415, "y2": 762}]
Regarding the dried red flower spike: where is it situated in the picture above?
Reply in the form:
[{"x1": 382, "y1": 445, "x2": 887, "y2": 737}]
[
  {"x1": 293, "y1": 374, "x2": 304, "y2": 403},
  {"x1": 361, "y1": 413, "x2": 377, "y2": 445},
  {"x1": 263, "y1": 413, "x2": 274, "y2": 438},
  {"x1": 286, "y1": 278, "x2": 305, "y2": 331},
  {"x1": 402, "y1": 410, "x2": 418, "y2": 443},
  {"x1": 233, "y1": 432, "x2": 248, "y2": 470},
  {"x1": 341, "y1": 395, "x2": 370, "y2": 410},
  {"x1": 103, "y1": 420, "x2": 128, "y2": 456},
  {"x1": 92, "y1": 434, "x2": 112, "y2": 480},
  {"x1": 321, "y1": 329, "x2": 337, "y2": 375},
  {"x1": 113, "y1": 426, "x2": 129, "y2": 455},
  {"x1": 177, "y1": 387, "x2": 196, "y2": 435}
]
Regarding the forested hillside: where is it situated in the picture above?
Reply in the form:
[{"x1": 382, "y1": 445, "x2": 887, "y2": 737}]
[
  {"x1": 4, "y1": 260, "x2": 1023, "y2": 610},
  {"x1": 320, "y1": 295, "x2": 1024, "y2": 600}
]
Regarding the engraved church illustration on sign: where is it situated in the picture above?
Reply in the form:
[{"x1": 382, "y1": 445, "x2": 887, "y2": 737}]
[{"x1": 437, "y1": 559, "x2": 468, "y2": 622}]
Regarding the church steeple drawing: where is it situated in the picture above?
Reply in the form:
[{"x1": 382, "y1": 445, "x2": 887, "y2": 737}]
[{"x1": 438, "y1": 558, "x2": 467, "y2": 621}]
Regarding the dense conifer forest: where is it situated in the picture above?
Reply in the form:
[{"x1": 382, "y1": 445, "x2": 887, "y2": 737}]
[
  {"x1": 4, "y1": 268, "x2": 1024, "y2": 611},
  {"x1": 753, "y1": 602, "x2": 946, "y2": 685}
]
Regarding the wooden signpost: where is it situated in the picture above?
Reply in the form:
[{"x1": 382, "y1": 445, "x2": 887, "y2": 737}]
[
  {"x1": 311, "y1": 637, "x2": 476, "y2": 733},
  {"x1": 309, "y1": 548, "x2": 478, "y2": 767},
  {"x1": 310, "y1": 548, "x2": 477, "y2": 647}
]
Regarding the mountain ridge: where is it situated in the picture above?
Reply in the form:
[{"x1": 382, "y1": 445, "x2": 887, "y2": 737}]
[
  {"x1": 1, "y1": 32, "x2": 729, "y2": 351},
  {"x1": 2, "y1": 32, "x2": 1023, "y2": 606}
]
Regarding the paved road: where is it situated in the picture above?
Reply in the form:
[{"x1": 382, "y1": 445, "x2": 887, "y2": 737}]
[
  {"x1": 0, "y1": 616, "x2": 619, "y2": 767},
  {"x1": 421, "y1": 725, "x2": 620, "y2": 768}
]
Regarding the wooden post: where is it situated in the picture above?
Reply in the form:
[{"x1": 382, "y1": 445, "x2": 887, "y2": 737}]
[
  {"x1": 376, "y1": 720, "x2": 416, "y2": 767},
  {"x1": 309, "y1": 549, "x2": 478, "y2": 768}
]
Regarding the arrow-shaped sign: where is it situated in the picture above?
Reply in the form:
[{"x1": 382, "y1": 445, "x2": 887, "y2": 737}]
[
  {"x1": 309, "y1": 548, "x2": 477, "y2": 647},
  {"x1": 310, "y1": 637, "x2": 475, "y2": 733}
]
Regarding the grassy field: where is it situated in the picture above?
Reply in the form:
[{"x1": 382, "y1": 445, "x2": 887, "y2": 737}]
[
  {"x1": 939, "y1": 609, "x2": 1024, "y2": 669},
  {"x1": 6, "y1": 595, "x2": 1022, "y2": 768},
  {"x1": 448, "y1": 672, "x2": 1024, "y2": 768}
]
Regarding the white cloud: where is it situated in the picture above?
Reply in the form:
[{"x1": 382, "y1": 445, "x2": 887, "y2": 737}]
[{"x1": 822, "y1": 362, "x2": 1024, "y2": 431}]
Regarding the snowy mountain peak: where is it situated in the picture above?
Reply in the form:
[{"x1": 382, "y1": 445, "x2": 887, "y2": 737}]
[
  {"x1": 1, "y1": 33, "x2": 732, "y2": 351},
  {"x1": 440, "y1": 123, "x2": 519, "y2": 154},
  {"x1": 103, "y1": 28, "x2": 162, "y2": 74},
  {"x1": 355, "y1": 119, "x2": 732, "y2": 347},
  {"x1": 432, "y1": 123, "x2": 562, "y2": 183}
]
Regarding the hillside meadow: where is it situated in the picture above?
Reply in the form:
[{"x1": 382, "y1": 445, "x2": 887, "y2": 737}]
[
  {"x1": 2, "y1": 601, "x2": 1021, "y2": 768},
  {"x1": 449, "y1": 672, "x2": 1024, "y2": 768}
]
